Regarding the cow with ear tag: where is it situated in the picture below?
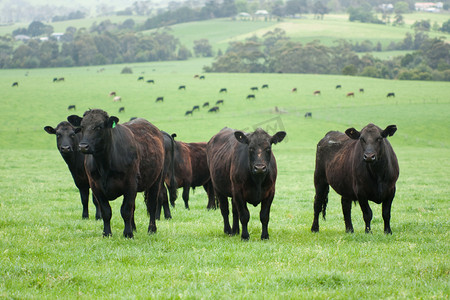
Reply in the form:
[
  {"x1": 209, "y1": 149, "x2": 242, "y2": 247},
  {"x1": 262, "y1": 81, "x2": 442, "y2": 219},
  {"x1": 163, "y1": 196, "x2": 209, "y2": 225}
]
[
  {"x1": 311, "y1": 123, "x2": 399, "y2": 234},
  {"x1": 68, "y1": 109, "x2": 165, "y2": 238},
  {"x1": 207, "y1": 127, "x2": 286, "y2": 240}
]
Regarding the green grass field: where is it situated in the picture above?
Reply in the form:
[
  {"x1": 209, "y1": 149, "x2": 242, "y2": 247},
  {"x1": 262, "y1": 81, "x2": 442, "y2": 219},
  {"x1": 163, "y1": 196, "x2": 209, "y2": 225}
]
[{"x1": 0, "y1": 59, "x2": 449, "y2": 298}]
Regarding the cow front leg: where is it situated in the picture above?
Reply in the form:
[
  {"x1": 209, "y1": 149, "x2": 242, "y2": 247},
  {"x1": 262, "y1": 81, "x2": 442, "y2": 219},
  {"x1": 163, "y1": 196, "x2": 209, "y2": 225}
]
[
  {"x1": 260, "y1": 194, "x2": 274, "y2": 240},
  {"x1": 231, "y1": 200, "x2": 240, "y2": 235},
  {"x1": 233, "y1": 196, "x2": 250, "y2": 240},
  {"x1": 79, "y1": 187, "x2": 90, "y2": 219},
  {"x1": 358, "y1": 199, "x2": 373, "y2": 233},
  {"x1": 382, "y1": 192, "x2": 394, "y2": 234},
  {"x1": 121, "y1": 191, "x2": 137, "y2": 238},
  {"x1": 92, "y1": 193, "x2": 102, "y2": 220},
  {"x1": 98, "y1": 198, "x2": 112, "y2": 237},
  {"x1": 341, "y1": 197, "x2": 354, "y2": 233}
]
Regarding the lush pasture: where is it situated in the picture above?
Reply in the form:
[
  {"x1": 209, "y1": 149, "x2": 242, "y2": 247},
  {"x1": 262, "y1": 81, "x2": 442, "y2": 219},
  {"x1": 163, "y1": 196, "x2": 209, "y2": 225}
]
[{"x1": 0, "y1": 60, "x2": 449, "y2": 298}]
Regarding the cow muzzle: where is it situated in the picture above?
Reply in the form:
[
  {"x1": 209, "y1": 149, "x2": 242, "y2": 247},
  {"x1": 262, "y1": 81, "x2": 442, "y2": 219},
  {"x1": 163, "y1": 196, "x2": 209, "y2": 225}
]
[
  {"x1": 79, "y1": 142, "x2": 92, "y2": 154},
  {"x1": 363, "y1": 153, "x2": 376, "y2": 163},
  {"x1": 59, "y1": 145, "x2": 72, "y2": 154},
  {"x1": 253, "y1": 164, "x2": 267, "y2": 174}
]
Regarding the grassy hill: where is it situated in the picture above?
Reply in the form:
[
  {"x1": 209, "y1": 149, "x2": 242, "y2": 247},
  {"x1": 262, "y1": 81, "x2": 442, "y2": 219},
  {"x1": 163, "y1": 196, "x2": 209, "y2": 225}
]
[{"x1": 0, "y1": 59, "x2": 449, "y2": 298}]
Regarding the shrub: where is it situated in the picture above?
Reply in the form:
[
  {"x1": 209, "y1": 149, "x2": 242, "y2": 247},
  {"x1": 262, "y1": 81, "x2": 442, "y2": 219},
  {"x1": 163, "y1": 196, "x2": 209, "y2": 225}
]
[{"x1": 121, "y1": 67, "x2": 133, "y2": 74}]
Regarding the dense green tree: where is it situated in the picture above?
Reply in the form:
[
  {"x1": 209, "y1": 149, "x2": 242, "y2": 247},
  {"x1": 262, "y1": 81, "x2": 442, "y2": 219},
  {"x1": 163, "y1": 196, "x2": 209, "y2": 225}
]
[
  {"x1": 193, "y1": 39, "x2": 213, "y2": 57},
  {"x1": 27, "y1": 21, "x2": 53, "y2": 37},
  {"x1": 440, "y1": 19, "x2": 450, "y2": 33}
]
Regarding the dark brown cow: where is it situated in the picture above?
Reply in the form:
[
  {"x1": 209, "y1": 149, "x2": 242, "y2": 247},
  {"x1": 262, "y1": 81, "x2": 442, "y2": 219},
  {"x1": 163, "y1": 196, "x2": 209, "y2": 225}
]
[
  {"x1": 313, "y1": 90, "x2": 321, "y2": 95},
  {"x1": 346, "y1": 92, "x2": 355, "y2": 97},
  {"x1": 207, "y1": 127, "x2": 286, "y2": 240},
  {"x1": 44, "y1": 121, "x2": 101, "y2": 220},
  {"x1": 311, "y1": 123, "x2": 399, "y2": 234},
  {"x1": 162, "y1": 138, "x2": 215, "y2": 211},
  {"x1": 68, "y1": 109, "x2": 165, "y2": 238}
]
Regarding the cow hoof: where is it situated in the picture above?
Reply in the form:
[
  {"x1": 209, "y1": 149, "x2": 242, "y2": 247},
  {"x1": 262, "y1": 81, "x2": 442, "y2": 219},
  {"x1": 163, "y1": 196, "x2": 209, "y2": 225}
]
[
  {"x1": 241, "y1": 236, "x2": 250, "y2": 241},
  {"x1": 384, "y1": 230, "x2": 392, "y2": 235},
  {"x1": 345, "y1": 228, "x2": 354, "y2": 233},
  {"x1": 124, "y1": 232, "x2": 134, "y2": 239},
  {"x1": 102, "y1": 232, "x2": 112, "y2": 238},
  {"x1": 148, "y1": 224, "x2": 157, "y2": 234},
  {"x1": 261, "y1": 234, "x2": 269, "y2": 240},
  {"x1": 311, "y1": 226, "x2": 319, "y2": 233}
]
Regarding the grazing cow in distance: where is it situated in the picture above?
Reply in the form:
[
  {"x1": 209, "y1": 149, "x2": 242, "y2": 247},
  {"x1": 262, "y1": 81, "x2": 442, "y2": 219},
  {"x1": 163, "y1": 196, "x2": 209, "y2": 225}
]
[
  {"x1": 313, "y1": 90, "x2": 321, "y2": 95},
  {"x1": 346, "y1": 92, "x2": 355, "y2": 97},
  {"x1": 262, "y1": 84, "x2": 269, "y2": 89},
  {"x1": 251, "y1": 87, "x2": 259, "y2": 91},
  {"x1": 138, "y1": 76, "x2": 144, "y2": 81},
  {"x1": 305, "y1": 112, "x2": 312, "y2": 118},
  {"x1": 53, "y1": 78, "x2": 58, "y2": 82},
  {"x1": 147, "y1": 79, "x2": 155, "y2": 84},
  {"x1": 68, "y1": 109, "x2": 165, "y2": 238},
  {"x1": 291, "y1": 88, "x2": 297, "y2": 92},
  {"x1": 199, "y1": 75, "x2": 205, "y2": 80},
  {"x1": 44, "y1": 121, "x2": 101, "y2": 220},
  {"x1": 311, "y1": 123, "x2": 399, "y2": 234},
  {"x1": 119, "y1": 107, "x2": 125, "y2": 113},
  {"x1": 387, "y1": 92, "x2": 395, "y2": 98},
  {"x1": 219, "y1": 88, "x2": 227, "y2": 93},
  {"x1": 113, "y1": 96, "x2": 121, "y2": 102},
  {"x1": 203, "y1": 102, "x2": 209, "y2": 108},
  {"x1": 336, "y1": 85, "x2": 342, "y2": 89},
  {"x1": 216, "y1": 99, "x2": 224, "y2": 105},
  {"x1": 68, "y1": 105, "x2": 76, "y2": 111},
  {"x1": 58, "y1": 77, "x2": 65, "y2": 82},
  {"x1": 194, "y1": 74, "x2": 199, "y2": 78},
  {"x1": 246, "y1": 94, "x2": 255, "y2": 100},
  {"x1": 12, "y1": 82, "x2": 18, "y2": 87},
  {"x1": 207, "y1": 127, "x2": 286, "y2": 240},
  {"x1": 192, "y1": 105, "x2": 200, "y2": 111},
  {"x1": 185, "y1": 110, "x2": 193, "y2": 116},
  {"x1": 109, "y1": 91, "x2": 116, "y2": 97},
  {"x1": 359, "y1": 88, "x2": 364, "y2": 93},
  {"x1": 208, "y1": 106, "x2": 219, "y2": 113},
  {"x1": 178, "y1": 85, "x2": 186, "y2": 90},
  {"x1": 156, "y1": 97, "x2": 164, "y2": 103}
]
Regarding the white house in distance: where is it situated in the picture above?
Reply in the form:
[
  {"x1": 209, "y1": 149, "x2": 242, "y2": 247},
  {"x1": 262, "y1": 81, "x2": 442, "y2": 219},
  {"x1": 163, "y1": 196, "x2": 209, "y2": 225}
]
[{"x1": 414, "y1": 2, "x2": 444, "y2": 12}]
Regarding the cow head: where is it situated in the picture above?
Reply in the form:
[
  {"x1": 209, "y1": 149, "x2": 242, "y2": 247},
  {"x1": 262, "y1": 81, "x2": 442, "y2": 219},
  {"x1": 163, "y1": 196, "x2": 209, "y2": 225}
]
[
  {"x1": 234, "y1": 128, "x2": 286, "y2": 176},
  {"x1": 345, "y1": 123, "x2": 397, "y2": 163},
  {"x1": 68, "y1": 109, "x2": 119, "y2": 155},
  {"x1": 44, "y1": 121, "x2": 80, "y2": 155}
]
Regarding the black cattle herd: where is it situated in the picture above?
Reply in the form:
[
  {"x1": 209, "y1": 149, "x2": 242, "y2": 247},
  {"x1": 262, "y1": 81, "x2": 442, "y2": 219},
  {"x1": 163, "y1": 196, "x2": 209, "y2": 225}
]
[{"x1": 42, "y1": 77, "x2": 399, "y2": 240}]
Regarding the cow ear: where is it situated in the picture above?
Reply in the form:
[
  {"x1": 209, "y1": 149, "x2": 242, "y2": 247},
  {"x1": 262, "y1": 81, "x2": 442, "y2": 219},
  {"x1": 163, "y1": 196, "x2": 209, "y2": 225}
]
[
  {"x1": 345, "y1": 128, "x2": 360, "y2": 139},
  {"x1": 67, "y1": 115, "x2": 82, "y2": 126},
  {"x1": 271, "y1": 131, "x2": 286, "y2": 144},
  {"x1": 107, "y1": 116, "x2": 119, "y2": 128},
  {"x1": 234, "y1": 131, "x2": 249, "y2": 144},
  {"x1": 44, "y1": 126, "x2": 56, "y2": 134},
  {"x1": 382, "y1": 125, "x2": 397, "y2": 138}
]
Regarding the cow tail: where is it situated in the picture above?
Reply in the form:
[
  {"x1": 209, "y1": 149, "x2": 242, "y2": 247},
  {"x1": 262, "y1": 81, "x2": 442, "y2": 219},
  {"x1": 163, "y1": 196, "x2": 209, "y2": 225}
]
[{"x1": 168, "y1": 133, "x2": 178, "y2": 206}]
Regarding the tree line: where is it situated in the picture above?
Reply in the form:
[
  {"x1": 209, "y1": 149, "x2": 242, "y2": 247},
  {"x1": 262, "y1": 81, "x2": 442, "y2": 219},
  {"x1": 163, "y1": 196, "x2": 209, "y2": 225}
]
[{"x1": 204, "y1": 28, "x2": 450, "y2": 81}]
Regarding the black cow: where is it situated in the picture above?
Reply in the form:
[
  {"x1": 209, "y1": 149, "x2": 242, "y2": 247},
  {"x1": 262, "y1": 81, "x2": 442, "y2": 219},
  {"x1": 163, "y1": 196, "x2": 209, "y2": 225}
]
[
  {"x1": 359, "y1": 88, "x2": 365, "y2": 93},
  {"x1": 192, "y1": 105, "x2": 200, "y2": 111},
  {"x1": 68, "y1": 109, "x2": 165, "y2": 238},
  {"x1": 178, "y1": 85, "x2": 186, "y2": 90},
  {"x1": 68, "y1": 105, "x2": 76, "y2": 111},
  {"x1": 262, "y1": 84, "x2": 269, "y2": 89},
  {"x1": 216, "y1": 100, "x2": 224, "y2": 105},
  {"x1": 387, "y1": 92, "x2": 395, "y2": 98},
  {"x1": 147, "y1": 80, "x2": 155, "y2": 84},
  {"x1": 119, "y1": 107, "x2": 125, "y2": 113},
  {"x1": 138, "y1": 76, "x2": 144, "y2": 81},
  {"x1": 158, "y1": 138, "x2": 215, "y2": 211},
  {"x1": 156, "y1": 97, "x2": 164, "y2": 103},
  {"x1": 208, "y1": 106, "x2": 219, "y2": 113},
  {"x1": 219, "y1": 88, "x2": 227, "y2": 93},
  {"x1": 12, "y1": 82, "x2": 18, "y2": 87},
  {"x1": 185, "y1": 110, "x2": 193, "y2": 116},
  {"x1": 199, "y1": 75, "x2": 205, "y2": 80},
  {"x1": 44, "y1": 122, "x2": 101, "y2": 220},
  {"x1": 246, "y1": 94, "x2": 255, "y2": 100},
  {"x1": 336, "y1": 85, "x2": 342, "y2": 89},
  {"x1": 207, "y1": 128, "x2": 286, "y2": 240},
  {"x1": 311, "y1": 123, "x2": 399, "y2": 234},
  {"x1": 251, "y1": 87, "x2": 259, "y2": 91},
  {"x1": 203, "y1": 102, "x2": 210, "y2": 108},
  {"x1": 304, "y1": 112, "x2": 312, "y2": 118}
]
